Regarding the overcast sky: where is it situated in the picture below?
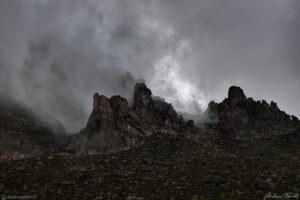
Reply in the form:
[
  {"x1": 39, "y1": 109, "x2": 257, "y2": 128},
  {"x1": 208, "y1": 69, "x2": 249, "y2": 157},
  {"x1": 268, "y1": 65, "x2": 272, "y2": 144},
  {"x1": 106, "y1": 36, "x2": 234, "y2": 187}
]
[{"x1": 0, "y1": 0, "x2": 299, "y2": 133}]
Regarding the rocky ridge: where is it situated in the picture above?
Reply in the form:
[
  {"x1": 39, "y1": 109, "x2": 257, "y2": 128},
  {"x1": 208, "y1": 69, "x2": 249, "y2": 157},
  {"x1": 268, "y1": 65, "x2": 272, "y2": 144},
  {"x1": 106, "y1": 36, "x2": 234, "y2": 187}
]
[
  {"x1": 205, "y1": 86, "x2": 300, "y2": 137},
  {"x1": 2, "y1": 84, "x2": 299, "y2": 158},
  {"x1": 67, "y1": 83, "x2": 196, "y2": 154},
  {"x1": 1, "y1": 84, "x2": 300, "y2": 199}
]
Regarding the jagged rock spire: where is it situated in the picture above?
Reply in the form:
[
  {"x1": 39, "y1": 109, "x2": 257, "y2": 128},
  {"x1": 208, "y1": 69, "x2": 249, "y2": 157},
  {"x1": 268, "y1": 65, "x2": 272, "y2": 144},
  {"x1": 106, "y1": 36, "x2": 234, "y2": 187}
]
[
  {"x1": 215, "y1": 86, "x2": 300, "y2": 137},
  {"x1": 68, "y1": 82, "x2": 196, "y2": 153},
  {"x1": 227, "y1": 86, "x2": 246, "y2": 106}
]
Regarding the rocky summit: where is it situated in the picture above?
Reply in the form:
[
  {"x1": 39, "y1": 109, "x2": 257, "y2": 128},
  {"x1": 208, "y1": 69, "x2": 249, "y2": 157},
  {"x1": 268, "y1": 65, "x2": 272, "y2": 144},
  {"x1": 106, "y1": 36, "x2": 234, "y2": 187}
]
[
  {"x1": 212, "y1": 86, "x2": 299, "y2": 137},
  {"x1": 67, "y1": 83, "x2": 195, "y2": 154},
  {"x1": 0, "y1": 84, "x2": 299, "y2": 200}
]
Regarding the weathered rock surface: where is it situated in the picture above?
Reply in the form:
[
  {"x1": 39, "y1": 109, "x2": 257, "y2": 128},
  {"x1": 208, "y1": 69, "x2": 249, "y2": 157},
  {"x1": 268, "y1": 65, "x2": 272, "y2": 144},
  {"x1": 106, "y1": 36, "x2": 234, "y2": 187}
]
[
  {"x1": 67, "y1": 94, "x2": 142, "y2": 154},
  {"x1": 67, "y1": 83, "x2": 196, "y2": 154},
  {"x1": 133, "y1": 83, "x2": 156, "y2": 123},
  {"x1": 213, "y1": 86, "x2": 300, "y2": 136}
]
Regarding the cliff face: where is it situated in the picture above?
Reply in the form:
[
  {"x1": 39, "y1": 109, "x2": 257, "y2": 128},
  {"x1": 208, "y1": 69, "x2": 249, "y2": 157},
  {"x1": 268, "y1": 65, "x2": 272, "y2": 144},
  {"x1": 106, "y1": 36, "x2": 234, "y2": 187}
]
[
  {"x1": 134, "y1": 83, "x2": 188, "y2": 132},
  {"x1": 67, "y1": 82, "x2": 195, "y2": 154},
  {"x1": 2, "y1": 83, "x2": 298, "y2": 157},
  {"x1": 214, "y1": 86, "x2": 299, "y2": 136}
]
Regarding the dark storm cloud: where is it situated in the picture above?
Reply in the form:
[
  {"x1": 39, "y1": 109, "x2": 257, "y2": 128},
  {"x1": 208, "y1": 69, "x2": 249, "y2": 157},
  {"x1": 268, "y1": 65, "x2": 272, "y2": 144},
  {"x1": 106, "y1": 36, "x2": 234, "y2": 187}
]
[
  {"x1": 152, "y1": 0, "x2": 300, "y2": 117},
  {"x1": 0, "y1": 0, "x2": 299, "y2": 132},
  {"x1": 0, "y1": 0, "x2": 162, "y2": 132}
]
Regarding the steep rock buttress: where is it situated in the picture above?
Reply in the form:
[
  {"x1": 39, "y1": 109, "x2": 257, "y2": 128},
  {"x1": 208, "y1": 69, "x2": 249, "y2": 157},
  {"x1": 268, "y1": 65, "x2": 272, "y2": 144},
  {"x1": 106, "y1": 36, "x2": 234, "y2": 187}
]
[{"x1": 67, "y1": 83, "x2": 196, "y2": 154}]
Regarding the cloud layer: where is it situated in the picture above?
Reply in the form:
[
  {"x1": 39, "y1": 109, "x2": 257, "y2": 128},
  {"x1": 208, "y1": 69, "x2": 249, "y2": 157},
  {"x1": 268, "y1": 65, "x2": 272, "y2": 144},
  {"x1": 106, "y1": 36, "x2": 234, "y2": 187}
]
[{"x1": 0, "y1": 0, "x2": 299, "y2": 133}]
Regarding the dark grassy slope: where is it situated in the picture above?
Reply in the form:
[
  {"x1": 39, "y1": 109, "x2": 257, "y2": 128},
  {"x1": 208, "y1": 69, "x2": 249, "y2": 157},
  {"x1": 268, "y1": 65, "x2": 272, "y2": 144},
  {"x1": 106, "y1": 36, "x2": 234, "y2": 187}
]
[{"x1": 0, "y1": 128, "x2": 299, "y2": 200}]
